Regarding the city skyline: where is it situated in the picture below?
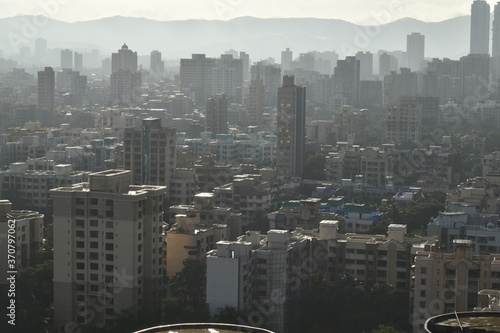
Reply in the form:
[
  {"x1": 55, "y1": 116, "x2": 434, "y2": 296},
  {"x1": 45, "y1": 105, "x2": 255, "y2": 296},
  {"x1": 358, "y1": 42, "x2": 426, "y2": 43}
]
[{"x1": 0, "y1": 0, "x2": 495, "y2": 24}]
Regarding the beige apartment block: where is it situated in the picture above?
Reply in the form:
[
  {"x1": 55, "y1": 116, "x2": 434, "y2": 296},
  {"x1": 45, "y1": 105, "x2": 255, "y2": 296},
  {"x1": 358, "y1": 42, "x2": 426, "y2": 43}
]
[{"x1": 51, "y1": 170, "x2": 166, "y2": 332}]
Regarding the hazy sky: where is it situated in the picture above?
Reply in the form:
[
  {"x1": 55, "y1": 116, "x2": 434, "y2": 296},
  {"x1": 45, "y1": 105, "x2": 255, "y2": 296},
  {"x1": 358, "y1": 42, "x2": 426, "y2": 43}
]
[{"x1": 0, "y1": 0, "x2": 485, "y2": 24}]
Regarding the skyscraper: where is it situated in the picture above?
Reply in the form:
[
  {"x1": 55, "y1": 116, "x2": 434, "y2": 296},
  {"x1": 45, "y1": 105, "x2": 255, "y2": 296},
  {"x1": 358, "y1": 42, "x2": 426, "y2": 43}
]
[
  {"x1": 61, "y1": 49, "x2": 73, "y2": 69},
  {"x1": 276, "y1": 75, "x2": 306, "y2": 178},
  {"x1": 150, "y1": 50, "x2": 164, "y2": 74},
  {"x1": 494, "y1": 2, "x2": 500, "y2": 57},
  {"x1": 281, "y1": 47, "x2": 293, "y2": 72},
  {"x1": 110, "y1": 44, "x2": 141, "y2": 105},
  {"x1": 74, "y1": 52, "x2": 83, "y2": 71},
  {"x1": 37, "y1": 67, "x2": 55, "y2": 113},
  {"x1": 355, "y1": 51, "x2": 374, "y2": 80},
  {"x1": 34, "y1": 37, "x2": 47, "y2": 64},
  {"x1": 461, "y1": 53, "x2": 490, "y2": 101},
  {"x1": 206, "y1": 94, "x2": 228, "y2": 135},
  {"x1": 470, "y1": 0, "x2": 490, "y2": 55},
  {"x1": 51, "y1": 170, "x2": 166, "y2": 331},
  {"x1": 250, "y1": 61, "x2": 282, "y2": 107},
  {"x1": 247, "y1": 79, "x2": 265, "y2": 125},
  {"x1": 386, "y1": 96, "x2": 422, "y2": 144},
  {"x1": 492, "y1": 3, "x2": 500, "y2": 81},
  {"x1": 180, "y1": 54, "x2": 217, "y2": 106},
  {"x1": 406, "y1": 32, "x2": 425, "y2": 71},
  {"x1": 212, "y1": 54, "x2": 244, "y2": 103},
  {"x1": 334, "y1": 56, "x2": 361, "y2": 106},
  {"x1": 123, "y1": 118, "x2": 176, "y2": 187}
]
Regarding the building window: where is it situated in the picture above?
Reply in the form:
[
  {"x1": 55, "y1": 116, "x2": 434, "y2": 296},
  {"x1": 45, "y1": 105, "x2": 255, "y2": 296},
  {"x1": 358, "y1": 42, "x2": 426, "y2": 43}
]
[
  {"x1": 90, "y1": 242, "x2": 99, "y2": 249},
  {"x1": 76, "y1": 262, "x2": 85, "y2": 270},
  {"x1": 90, "y1": 263, "x2": 98, "y2": 270},
  {"x1": 421, "y1": 279, "x2": 426, "y2": 286}
]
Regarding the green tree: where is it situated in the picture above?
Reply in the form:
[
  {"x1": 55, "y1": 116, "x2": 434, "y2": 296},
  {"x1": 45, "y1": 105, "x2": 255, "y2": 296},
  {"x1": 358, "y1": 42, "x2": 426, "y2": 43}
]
[
  {"x1": 169, "y1": 258, "x2": 206, "y2": 306},
  {"x1": 371, "y1": 324, "x2": 400, "y2": 333}
]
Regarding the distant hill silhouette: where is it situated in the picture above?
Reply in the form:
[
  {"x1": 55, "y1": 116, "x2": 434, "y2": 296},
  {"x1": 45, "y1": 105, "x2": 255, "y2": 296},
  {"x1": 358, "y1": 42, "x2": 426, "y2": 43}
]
[{"x1": 0, "y1": 15, "x2": 471, "y2": 61}]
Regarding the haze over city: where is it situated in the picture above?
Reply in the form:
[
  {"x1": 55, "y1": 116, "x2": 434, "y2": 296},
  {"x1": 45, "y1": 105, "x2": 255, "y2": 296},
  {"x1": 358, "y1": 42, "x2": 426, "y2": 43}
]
[
  {"x1": 0, "y1": 0, "x2": 487, "y2": 23},
  {"x1": 4, "y1": 1, "x2": 500, "y2": 333}
]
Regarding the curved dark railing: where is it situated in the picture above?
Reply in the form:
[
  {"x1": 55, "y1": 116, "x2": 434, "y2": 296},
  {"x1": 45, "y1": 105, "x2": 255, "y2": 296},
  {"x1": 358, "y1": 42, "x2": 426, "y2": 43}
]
[
  {"x1": 133, "y1": 323, "x2": 275, "y2": 333},
  {"x1": 425, "y1": 312, "x2": 500, "y2": 333}
]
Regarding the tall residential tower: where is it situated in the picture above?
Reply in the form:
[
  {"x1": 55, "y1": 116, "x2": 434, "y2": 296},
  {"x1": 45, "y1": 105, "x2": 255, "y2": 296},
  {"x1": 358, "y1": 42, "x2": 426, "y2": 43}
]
[
  {"x1": 276, "y1": 75, "x2": 306, "y2": 178},
  {"x1": 470, "y1": 0, "x2": 490, "y2": 55}
]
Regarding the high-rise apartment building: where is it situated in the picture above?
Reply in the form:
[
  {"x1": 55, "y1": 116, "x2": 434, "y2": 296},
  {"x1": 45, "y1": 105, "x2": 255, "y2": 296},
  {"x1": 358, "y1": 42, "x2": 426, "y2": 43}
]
[
  {"x1": 334, "y1": 56, "x2": 361, "y2": 106},
  {"x1": 281, "y1": 47, "x2": 293, "y2": 72},
  {"x1": 333, "y1": 106, "x2": 368, "y2": 145},
  {"x1": 206, "y1": 230, "x2": 310, "y2": 333},
  {"x1": 239, "y1": 51, "x2": 250, "y2": 81},
  {"x1": 34, "y1": 37, "x2": 47, "y2": 64},
  {"x1": 386, "y1": 96, "x2": 422, "y2": 144},
  {"x1": 180, "y1": 54, "x2": 217, "y2": 106},
  {"x1": 276, "y1": 75, "x2": 306, "y2": 178},
  {"x1": 247, "y1": 79, "x2": 265, "y2": 125},
  {"x1": 206, "y1": 94, "x2": 228, "y2": 135},
  {"x1": 379, "y1": 52, "x2": 398, "y2": 78},
  {"x1": 212, "y1": 54, "x2": 244, "y2": 104},
  {"x1": 470, "y1": 0, "x2": 490, "y2": 55},
  {"x1": 406, "y1": 32, "x2": 425, "y2": 71},
  {"x1": 51, "y1": 170, "x2": 166, "y2": 331},
  {"x1": 383, "y1": 68, "x2": 418, "y2": 105},
  {"x1": 250, "y1": 61, "x2": 282, "y2": 108},
  {"x1": 492, "y1": 3, "x2": 500, "y2": 81},
  {"x1": 37, "y1": 67, "x2": 55, "y2": 113},
  {"x1": 355, "y1": 51, "x2": 374, "y2": 80},
  {"x1": 110, "y1": 44, "x2": 141, "y2": 105},
  {"x1": 460, "y1": 53, "x2": 490, "y2": 102},
  {"x1": 74, "y1": 52, "x2": 83, "y2": 71},
  {"x1": 150, "y1": 50, "x2": 164, "y2": 74},
  {"x1": 412, "y1": 239, "x2": 500, "y2": 332},
  {"x1": 123, "y1": 118, "x2": 176, "y2": 187},
  {"x1": 61, "y1": 49, "x2": 73, "y2": 69}
]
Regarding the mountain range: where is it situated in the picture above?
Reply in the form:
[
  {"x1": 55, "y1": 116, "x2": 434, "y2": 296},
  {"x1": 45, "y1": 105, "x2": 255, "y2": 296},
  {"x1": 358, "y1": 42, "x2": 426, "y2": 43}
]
[{"x1": 0, "y1": 15, "x2": 472, "y2": 61}]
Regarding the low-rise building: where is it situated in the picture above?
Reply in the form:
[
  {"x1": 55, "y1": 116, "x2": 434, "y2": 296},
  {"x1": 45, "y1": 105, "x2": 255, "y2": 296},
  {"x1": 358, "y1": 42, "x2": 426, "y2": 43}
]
[{"x1": 0, "y1": 200, "x2": 44, "y2": 279}]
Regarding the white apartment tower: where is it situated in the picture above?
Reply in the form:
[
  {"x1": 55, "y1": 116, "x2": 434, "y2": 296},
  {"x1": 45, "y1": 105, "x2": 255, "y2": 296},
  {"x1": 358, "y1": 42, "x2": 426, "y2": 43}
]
[
  {"x1": 51, "y1": 170, "x2": 166, "y2": 331},
  {"x1": 406, "y1": 33, "x2": 425, "y2": 72},
  {"x1": 470, "y1": 0, "x2": 490, "y2": 55}
]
